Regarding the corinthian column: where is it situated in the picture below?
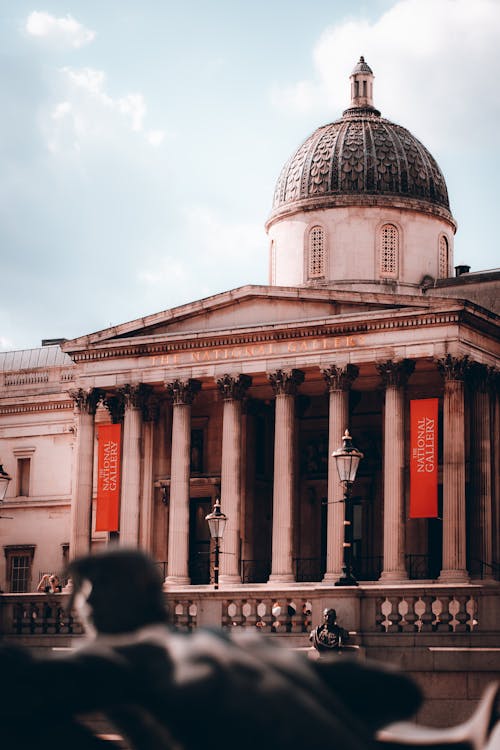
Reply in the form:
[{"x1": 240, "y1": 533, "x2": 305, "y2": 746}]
[
  {"x1": 377, "y1": 359, "x2": 415, "y2": 581},
  {"x1": 469, "y1": 364, "x2": 494, "y2": 580},
  {"x1": 117, "y1": 384, "x2": 152, "y2": 547},
  {"x1": 217, "y1": 374, "x2": 252, "y2": 584},
  {"x1": 165, "y1": 379, "x2": 201, "y2": 586},
  {"x1": 68, "y1": 388, "x2": 102, "y2": 559},
  {"x1": 321, "y1": 364, "x2": 359, "y2": 583},
  {"x1": 437, "y1": 355, "x2": 470, "y2": 582},
  {"x1": 267, "y1": 368, "x2": 304, "y2": 583}
]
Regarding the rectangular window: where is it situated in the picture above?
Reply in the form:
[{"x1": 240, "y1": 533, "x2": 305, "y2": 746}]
[
  {"x1": 17, "y1": 457, "x2": 30, "y2": 497},
  {"x1": 4, "y1": 546, "x2": 35, "y2": 592}
]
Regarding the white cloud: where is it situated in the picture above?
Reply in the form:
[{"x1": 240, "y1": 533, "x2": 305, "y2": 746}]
[
  {"x1": 147, "y1": 130, "x2": 166, "y2": 147},
  {"x1": 46, "y1": 67, "x2": 158, "y2": 151},
  {"x1": 184, "y1": 205, "x2": 265, "y2": 262},
  {"x1": 271, "y1": 0, "x2": 500, "y2": 150},
  {"x1": 25, "y1": 11, "x2": 95, "y2": 48}
]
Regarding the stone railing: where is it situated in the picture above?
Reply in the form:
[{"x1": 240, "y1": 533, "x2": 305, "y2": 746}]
[{"x1": 2, "y1": 584, "x2": 497, "y2": 645}]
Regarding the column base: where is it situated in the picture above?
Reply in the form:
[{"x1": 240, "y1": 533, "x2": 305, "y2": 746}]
[
  {"x1": 379, "y1": 570, "x2": 409, "y2": 583},
  {"x1": 219, "y1": 574, "x2": 242, "y2": 585},
  {"x1": 267, "y1": 573, "x2": 295, "y2": 584},
  {"x1": 438, "y1": 569, "x2": 470, "y2": 583},
  {"x1": 164, "y1": 575, "x2": 191, "y2": 588}
]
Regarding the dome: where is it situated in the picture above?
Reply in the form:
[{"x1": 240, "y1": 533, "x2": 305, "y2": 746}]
[{"x1": 267, "y1": 58, "x2": 454, "y2": 229}]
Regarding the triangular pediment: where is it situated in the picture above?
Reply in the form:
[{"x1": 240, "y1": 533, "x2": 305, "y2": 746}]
[{"x1": 63, "y1": 285, "x2": 437, "y2": 353}]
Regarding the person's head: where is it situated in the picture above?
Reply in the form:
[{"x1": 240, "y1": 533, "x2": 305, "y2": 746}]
[
  {"x1": 49, "y1": 575, "x2": 59, "y2": 586},
  {"x1": 66, "y1": 548, "x2": 168, "y2": 636},
  {"x1": 323, "y1": 608, "x2": 337, "y2": 625}
]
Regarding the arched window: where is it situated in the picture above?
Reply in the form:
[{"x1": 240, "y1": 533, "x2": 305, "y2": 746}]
[
  {"x1": 308, "y1": 225, "x2": 326, "y2": 279},
  {"x1": 439, "y1": 235, "x2": 449, "y2": 279},
  {"x1": 380, "y1": 223, "x2": 399, "y2": 278}
]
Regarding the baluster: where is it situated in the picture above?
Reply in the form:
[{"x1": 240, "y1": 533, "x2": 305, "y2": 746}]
[
  {"x1": 256, "y1": 600, "x2": 268, "y2": 630},
  {"x1": 414, "y1": 597, "x2": 426, "y2": 632},
  {"x1": 380, "y1": 598, "x2": 393, "y2": 632},
  {"x1": 187, "y1": 601, "x2": 197, "y2": 630},
  {"x1": 466, "y1": 596, "x2": 478, "y2": 631},
  {"x1": 419, "y1": 596, "x2": 434, "y2": 632},
  {"x1": 241, "y1": 600, "x2": 253, "y2": 629}
]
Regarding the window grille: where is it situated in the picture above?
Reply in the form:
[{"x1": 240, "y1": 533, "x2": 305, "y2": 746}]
[
  {"x1": 380, "y1": 224, "x2": 399, "y2": 277},
  {"x1": 439, "y1": 236, "x2": 449, "y2": 278},
  {"x1": 308, "y1": 226, "x2": 325, "y2": 279},
  {"x1": 5, "y1": 547, "x2": 35, "y2": 592}
]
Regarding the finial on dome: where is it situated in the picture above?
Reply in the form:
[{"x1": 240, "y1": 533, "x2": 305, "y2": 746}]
[{"x1": 349, "y1": 55, "x2": 375, "y2": 109}]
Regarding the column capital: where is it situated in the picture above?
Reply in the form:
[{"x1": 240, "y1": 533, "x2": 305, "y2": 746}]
[
  {"x1": 377, "y1": 359, "x2": 415, "y2": 388},
  {"x1": 103, "y1": 392, "x2": 125, "y2": 424},
  {"x1": 436, "y1": 354, "x2": 471, "y2": 382},
  {"x1": 268, "y1": 368, "x2": 305, "y2": 396},
  {"x1": 117, "y1": 383, "x2": 153, "y2": 411},
  {"x1": 166, "y1": 378, "x2": 201, "y2": 405},
  {"x1": 217, "y1": 373, "x2": 252, "y2": 401},
  {"x1": 69, "y1": 387, "x2": 102, "y2": 415},
  {"x1": 322, "y1": 364, "x2": 359, "y2": 391}
]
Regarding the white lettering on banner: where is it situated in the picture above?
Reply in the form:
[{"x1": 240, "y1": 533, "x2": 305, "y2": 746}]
[
  {"x1": 413, "y1": 417, "x2": 435, "y2": 474},
  {"x1": 100, "y1": 440, "x2": 119, "y2": 492}
]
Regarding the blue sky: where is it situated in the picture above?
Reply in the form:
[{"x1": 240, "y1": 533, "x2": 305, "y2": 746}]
[{"x1": 1, "y1": 0, "x2": 499, "y2": 350}]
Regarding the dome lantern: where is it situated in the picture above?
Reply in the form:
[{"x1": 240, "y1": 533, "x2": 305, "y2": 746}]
[{"x1": 349, "y1": 55, "x2": 376, "y2": 112}]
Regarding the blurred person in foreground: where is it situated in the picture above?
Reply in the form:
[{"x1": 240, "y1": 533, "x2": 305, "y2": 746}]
[{"x1": 0, "y1": 548, "x2": 422, "y2": 749}]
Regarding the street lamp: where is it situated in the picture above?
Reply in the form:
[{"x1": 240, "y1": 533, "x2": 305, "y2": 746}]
[
  {"x1": 332, "y1": 429, "x2": 364, "y2": 586},
  {"x1": 205, "y1": 497, "x2": 227, "y2": 590},
  {"x1": 0, "y1": 465, "x2": 12, "y2": 502}
]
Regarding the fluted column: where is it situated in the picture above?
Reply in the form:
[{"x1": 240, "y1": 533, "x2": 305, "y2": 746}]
[
  {"x1": 217, "y1": 374, "x2": 252, "y2": 584},
  {"x1": 116, "y1": 384, "x2": 152, "y2": 547},
  {"x1": 469, "y1": 364, "x2": 494, "y2": 580},
  {"x1": 165, "y1": 379, "x2": 201, "y2": 586},
  {"x1": 377, "y1": 359, "x2": 415, "y2": 581},
  {"x1": 267, "y1": 368, "x2": 304, "y2": 583},
  {"x1": 321, "y1": 364, "x2": 359, "y2": 583},
  {"x1": 437, "y1": 355, "x2": 470, "y2": 582},
  {"x1": 68, "y1": 388, "x2": 102, "y2": 559}
]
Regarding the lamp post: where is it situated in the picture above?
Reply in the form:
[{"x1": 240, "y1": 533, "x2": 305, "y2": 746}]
[
  {"x1": 332, "y1": 429, "x2": 364, "y2": 586},
  {"x1": 0, "y1": 465, "x2": 12, "y2": 502},
  {"x1": 205, "y1": 497, "x2": 227, "y2": 590}
]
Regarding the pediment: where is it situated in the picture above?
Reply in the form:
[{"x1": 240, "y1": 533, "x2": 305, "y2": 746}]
[{"x1": 62, "y1": 284, "x2": 443, "y2": 354}]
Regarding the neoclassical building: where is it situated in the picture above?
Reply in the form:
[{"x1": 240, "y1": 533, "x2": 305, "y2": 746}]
[{"x1": 0, "y1": 58, "x2": 499, "y2": 594}]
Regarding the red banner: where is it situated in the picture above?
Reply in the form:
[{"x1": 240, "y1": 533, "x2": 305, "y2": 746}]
[
  {"x1": 410, "y1": 399, "x2": 438, "y2": 518},
  {"x1": 96, "y1": 424, "x2": 121, "y2": 532}
]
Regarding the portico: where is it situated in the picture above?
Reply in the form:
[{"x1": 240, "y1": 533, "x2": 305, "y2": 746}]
[{"x1": 62, "y1": 286, "x2": 499, "y2": 589}]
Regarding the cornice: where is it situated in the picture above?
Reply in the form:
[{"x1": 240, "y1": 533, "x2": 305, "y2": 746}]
[
  {"x1": 0, "y1": 399, "x2": 74, "y2": 415},
  {"x1": 69, "y1": 307, "x2": 470, "y2": 363}
]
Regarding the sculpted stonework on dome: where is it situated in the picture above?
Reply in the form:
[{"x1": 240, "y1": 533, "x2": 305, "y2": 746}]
[
  {"x1": 268, "y1": 58, "x2": 452, "y2": 227},
  {"x1": 271, "y1": 115, "x2": 450, "y2": 221}
]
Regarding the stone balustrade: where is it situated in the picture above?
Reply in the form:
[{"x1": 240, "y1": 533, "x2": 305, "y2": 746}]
[{"x1": 1, "y1": 584, "x2": 496, "y2": 644}]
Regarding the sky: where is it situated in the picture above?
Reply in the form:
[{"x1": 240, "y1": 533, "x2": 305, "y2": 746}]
[{"x1": 1, "y1": 0, "x2": 499, "y2": 351}]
